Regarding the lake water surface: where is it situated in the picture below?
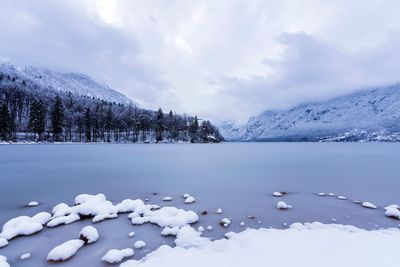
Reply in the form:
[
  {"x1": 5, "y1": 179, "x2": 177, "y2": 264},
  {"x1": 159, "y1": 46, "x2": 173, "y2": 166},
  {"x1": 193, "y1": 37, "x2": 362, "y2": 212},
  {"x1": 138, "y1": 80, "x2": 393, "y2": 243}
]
[{"x1": 0, "y1": 143, "x2": 399, "y2": 266}]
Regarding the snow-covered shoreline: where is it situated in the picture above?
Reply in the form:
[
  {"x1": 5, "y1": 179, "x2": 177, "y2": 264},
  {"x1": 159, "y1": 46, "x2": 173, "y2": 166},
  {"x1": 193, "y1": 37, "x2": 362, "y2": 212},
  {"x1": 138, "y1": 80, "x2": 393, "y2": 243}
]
[{"x1": 0, "y1": 192, "x2": 399, "y2": 266}]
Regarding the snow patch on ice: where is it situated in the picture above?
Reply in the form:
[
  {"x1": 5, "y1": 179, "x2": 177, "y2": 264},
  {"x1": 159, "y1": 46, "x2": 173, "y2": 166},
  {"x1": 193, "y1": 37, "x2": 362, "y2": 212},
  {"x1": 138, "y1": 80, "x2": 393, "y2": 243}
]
[
  {"x1": 0, "y1": 238, "x2": 8, "y2": 248},
  {"x1": 47, "y1": 239, "x2": 85, "y2": 262},
  {"x1": 384, "y1": 204, "x2": 400, "y2": 219},
  {"x1": 130, "y1": 207, "x2": 199, "y2": 228},
  {"x1": 0, "y1": 212, "x2": 51, "y2": 240},
  {"x1": 134, "y1": 240, "x2": 146, "y2": 249},
  {"x1": 20, "y1": 253, "x2": 31, "y2": 260},
  {"x1": 362, "y1": 202, "x2": 377, "y2": 209},
  {"x1": 0, "y1": 256, "x2": 9, "y2": 267},
  {"x1": 27, "y1": 201, "x2": 39, "y2": 207},
  {"x1": 276, "y1": 201, "x2": 292, "y2": 210},
  {"x1": 102, "y1": 248, "x2": 134, "y2": 264}
]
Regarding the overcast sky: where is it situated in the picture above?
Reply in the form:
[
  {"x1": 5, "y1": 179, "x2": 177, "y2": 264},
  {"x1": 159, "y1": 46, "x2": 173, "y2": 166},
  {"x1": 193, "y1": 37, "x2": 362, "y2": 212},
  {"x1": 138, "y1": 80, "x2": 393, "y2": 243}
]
[{"x1": 1, "y1": 0, "x2": 400, "y2": 123}]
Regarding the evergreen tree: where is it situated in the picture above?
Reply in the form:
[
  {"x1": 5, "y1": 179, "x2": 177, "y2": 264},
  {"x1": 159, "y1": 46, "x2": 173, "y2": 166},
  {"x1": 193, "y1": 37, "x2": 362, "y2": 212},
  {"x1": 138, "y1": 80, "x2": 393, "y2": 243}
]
[
  {"x1": 188, "y1": 116, "x2": 199, "y2": 142},
  {"x1": 51, "y1": 96, "x2": 64, "y2": 141},
  {"x1": 0, "y1": 102, "x2": 14, "y2": 141},
  {"x1": 84, "y1": 107, "x2": 91, "y2": 142},
  {"x1": 28, "y1": 99, "x2": 46, "y2": 140},
  {"x1": 155, "y1": 107, "x2": 164, "y2": 143},
  {"x1": 105, "y1": 107, "x2": 113, "y2": 142}
]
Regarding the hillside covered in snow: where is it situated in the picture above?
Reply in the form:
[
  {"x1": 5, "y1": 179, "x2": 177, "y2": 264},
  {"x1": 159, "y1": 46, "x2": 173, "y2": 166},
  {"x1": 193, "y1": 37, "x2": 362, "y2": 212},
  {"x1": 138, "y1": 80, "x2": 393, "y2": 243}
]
[
  {"x1": 0, "y1": 61, "x2": 137, "y2": 106},
  {"x1": 220, "y1": 84, "x2": 400, "y2": 142}
]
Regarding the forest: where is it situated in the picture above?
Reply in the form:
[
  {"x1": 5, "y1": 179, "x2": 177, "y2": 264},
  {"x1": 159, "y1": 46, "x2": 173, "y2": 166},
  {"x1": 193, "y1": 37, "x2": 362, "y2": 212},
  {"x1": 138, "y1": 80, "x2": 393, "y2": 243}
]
[{"x1": 0, "y1": 72, "x2": 223, "y2": 143}]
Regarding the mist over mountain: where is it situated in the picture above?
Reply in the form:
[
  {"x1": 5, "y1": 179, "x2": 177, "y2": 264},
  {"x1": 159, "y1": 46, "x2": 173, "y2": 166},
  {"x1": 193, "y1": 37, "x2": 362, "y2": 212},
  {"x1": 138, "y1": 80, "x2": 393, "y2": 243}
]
[{"x1": 220, "y1": 84, "x2": 400, "y2": 142}]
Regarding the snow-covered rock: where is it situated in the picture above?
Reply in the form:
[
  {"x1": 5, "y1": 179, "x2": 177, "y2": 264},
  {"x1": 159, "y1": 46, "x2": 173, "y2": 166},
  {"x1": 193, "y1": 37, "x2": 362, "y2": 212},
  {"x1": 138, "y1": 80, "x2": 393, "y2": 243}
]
[
  {"x1": 240, "y1": 222, "x2": 245, "y2": 227},
  {"x1": 79, "y1": 226, "x2": 99, "y2": 244},
  {"x1": 163, "y1": 197, "x2": 173, "y2": 201},
  {"x1": 272, "y1": 192, "x2": 283, "y2": 197},
  {"x1": 102, "y1": 248, "x2": 134, "y2": 264},
  {"x1": 215, "y1": 208, "x2": 223, "y2": 214},
  {"x1": 384, "y1": 204, "x2": 400, "y2": 219},
  {"x1": 130, "y1": 206, "x2": 199, "y2": 228},
  {"x1": 207, "y1": 226, "x2": 213, "y2": 231},
  {"x1": 337, "y1": 196, "x2": 347, "y2": 200},
  {"x1": 317, "y1": 193, "x2": 326, "y2": 196},
  {"x1": 276, "y1": 201, "x2": 292, "y2": 210},
  {"x1": 183, "y1": 194, "x2": 190, "y2": 199},
  {"x1": 221, "y1": 83, "x2": 400, "y2": 142},
  {"x1": 362, "y1": 202, "x2": 377, "y2": 209},
  {"x1": 120, "y1": 222, "x2": 400, "y2": 267},
  {"x1": 20, "y1": 253, "x2": 31, "y2": 260},
  {"x1": 0, "y1": 256, "x2": 9, "y2": 267},
  {"x1": 0, "y1": 238, "x2": 8, "y2": 248},
  {"x1": 220, "y1": 218, "x2": 231, "y2": 228},
  {"x1": 134, "y1": 240, "x2": 146, "y2": 249},
  {"x1": 128, "y1": 232, "x2": 135, "y2": 238},
  {"x1": 47, "y1": 239, "x2": 85, "y2": 262},
  {"x1": 0, "y1": 212, "x2": 51, "y2": 240},
  {"x1": 27, "y1": 201, "x2": 39, "y2": 207},
  {"x1": 184, "y1": 196, "x2": 196, "y2": 204}
]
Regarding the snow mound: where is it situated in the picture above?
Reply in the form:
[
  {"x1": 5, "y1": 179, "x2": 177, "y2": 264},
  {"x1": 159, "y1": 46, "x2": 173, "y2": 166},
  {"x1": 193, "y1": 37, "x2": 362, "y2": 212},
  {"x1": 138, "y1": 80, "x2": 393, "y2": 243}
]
[
  {"x1": 134, "y1": 240, "x2": 146, "y2": 249},
  {"x1": 337, "y1": 196, "x2": 347, "y2": 200},
  {"x1": 129, "y1": 207, "x2": 199, "y2": 228},
  {"x1": 47, "y1": 214, "x2": 80, "y2": 227},
  {"x1": 128, "y1": 232, "x2": 135, "y2": 238},
  {"x1": 0, "y1": 238, "x2": 8, "y2": 248},
  {"x1": 0, "y1": 256, "x2": 9, "y2": 267},
  {"x1": 174, "y1": 226, "x2": 210, "y2": 248},
  {"x1": 27, "y1": 201, "x2": 39, "y2": 207},
  {"x1": 120, "y1": 222, "x2": 400, "y2": 267},
  {"x1": 215, "y1": 208, "x2": 223, "y2": 214},
  {"x1": 161, "y1": 227, "x2": 180, "y2": 236},
  {"x1": 163, "y1": 197, "x2": 173, "y2": 201},
  {"x1": 362, "y1": 202, "x2": 377, "y2": 209},
  {"x1": 272, "y1": 192, "x2": 282, "y2": 197},
  {"x1": 276, "y1": 201, "x2": 292, "y2": 210},
  {"x1": 79, "y1": 226, "x2": 99, "y2": 244},
  {"x1": 384, "y1": 204, "x2": 400, "y2": 219},
  {"x1": 20, "y1": 253, "x2": 31, "y2": 260},
  {"x1": 184, "y1": 195, "x2": 196, "y2": 204},
  {"x1": 0, "y1": 212, "x2": 51, "y2": 240},
  {"x1": 102, "y1": 248, "x2": 134, "y2": 264},
  {"x1": 47, "y1": 239, "x2": 85, "y2": 262}
]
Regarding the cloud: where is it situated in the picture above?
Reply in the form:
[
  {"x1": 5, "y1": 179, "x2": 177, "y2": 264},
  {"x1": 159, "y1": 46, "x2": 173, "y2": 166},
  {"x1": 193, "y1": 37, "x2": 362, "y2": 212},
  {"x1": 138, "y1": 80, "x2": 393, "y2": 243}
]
[{"x1": 1, "y1": 0, "x2": 400, "y2": 123}]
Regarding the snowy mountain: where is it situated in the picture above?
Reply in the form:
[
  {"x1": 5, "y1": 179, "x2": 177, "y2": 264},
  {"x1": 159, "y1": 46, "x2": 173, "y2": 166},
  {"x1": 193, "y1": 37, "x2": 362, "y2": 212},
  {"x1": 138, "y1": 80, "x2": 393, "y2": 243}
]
[
  {"x1": 0, "y1": 61, "x2": 138, "y2": 106},
  {"x1": 220, "y1": 84, "x2": 400, "y2": 142}
]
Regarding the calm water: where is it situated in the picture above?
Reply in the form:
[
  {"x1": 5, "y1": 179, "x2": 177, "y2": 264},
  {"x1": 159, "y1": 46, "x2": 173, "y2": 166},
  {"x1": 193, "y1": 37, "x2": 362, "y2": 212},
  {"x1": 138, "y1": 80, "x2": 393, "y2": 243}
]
[{"x1": 0, "y1": 143, "x2": 399, "y2": 266}]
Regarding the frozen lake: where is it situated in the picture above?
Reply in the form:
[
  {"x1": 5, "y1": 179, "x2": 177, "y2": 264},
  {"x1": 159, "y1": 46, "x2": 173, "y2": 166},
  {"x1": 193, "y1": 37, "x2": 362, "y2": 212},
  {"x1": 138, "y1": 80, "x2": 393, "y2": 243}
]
[{"x1": 0, "y1": 143, "x2": 399, "y2": 266}]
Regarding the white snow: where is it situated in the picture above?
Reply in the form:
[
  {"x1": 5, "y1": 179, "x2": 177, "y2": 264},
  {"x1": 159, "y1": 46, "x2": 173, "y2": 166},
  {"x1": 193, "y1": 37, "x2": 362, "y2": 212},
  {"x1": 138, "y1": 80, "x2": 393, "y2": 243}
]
[
  {"x1": 240, "y1": 222, "x2": 245, "y2": 227},
  {"x1": 317, "y1": 193, "x2": 326, "y2": 196},
  {"x1": 27, "y1": 201, "x2": 39, "y2": 207},
  {"x1": 130, "y1": 206, "x2": 199, "y2": 228},
  {"x1": 120, "y1": 222, "x2": 400, "y2": 267},
  {"x1": 0, "y1": 212, "x2": 51, "y2": 240},
  {"x1": 161, "y1": 227, "x2": 180, "y2": 236},
  {"x1": 102, "y1": 248, "x2": 134, "y2": 264},
  {"x1": 134, "y1": 240, "x2": 146, "y2": 249},
  {"x1": 19, "y1": 253, "x2": 31, "y2": 260},
  {"x1": 362, "y1": 202, "x2": 377, "y2": 209},
  {"x1": 163, "y1": 197, "x2": 173, "y2": 201},
  {"x1": 328, "y1": 193, "x2": 335, "y2": 196},
  {"x1": 337, "y1": 196, "x2": 347, "y2": 200},
  {"x1": 0, "y1": 238, "x2": 8, "y2": 248},
  {"x1": 47, "y1": 214, "x2": 80, "y2": 227},
  {"x1": 0, "y1": 256, "x2": 9, "y2": 267},
  {"x1": 220, "y1": 218, "x2": 231, "y2": 228},
  {"x1": 384, "y1": 204, "x2": 400, "y2": 219},
  {"x1": 206, "y1": 226, "x2": 213, "y2": 231},
  {"x1": 197, "y1": 226, "x2": 204, "y2": 232},
  {"x1": 184, "y1": 196, "x2": 196, "y2": 204},
  {"x1": 47, "y1": 239, "x2": 85, "y2": 262},
  {"x1": 276, "y1": 201, "x2": 292, "y2": 210},
  {"x1": 79, "y1": 226, "x2": 99, "y2": 244},
  {"x1": 128, "y1": 232, "x2": 135, "y2": 238},
  {"x1": 272, "y1": 192, "x2": 282, "y2": 197},
  {"x1": 183, "y1": 193, "x2": 190, "y2": 199},
  {"x1": 215, "y1": 208, "x2": 223, "y2": 214},
  {"x1": 174, "y1": 226, "x2": 210, "y2": 248}
]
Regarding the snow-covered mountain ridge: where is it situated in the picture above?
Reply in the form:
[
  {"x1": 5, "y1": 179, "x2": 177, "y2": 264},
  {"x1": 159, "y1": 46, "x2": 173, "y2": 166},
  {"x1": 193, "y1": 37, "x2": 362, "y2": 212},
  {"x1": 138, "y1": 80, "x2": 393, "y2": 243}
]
[
  {"x1": 0, "y1": 61, "x2": 138, "y2": 106},
  {"x1": 220, "y1": 84, "x2": 400, "y2": 142}
]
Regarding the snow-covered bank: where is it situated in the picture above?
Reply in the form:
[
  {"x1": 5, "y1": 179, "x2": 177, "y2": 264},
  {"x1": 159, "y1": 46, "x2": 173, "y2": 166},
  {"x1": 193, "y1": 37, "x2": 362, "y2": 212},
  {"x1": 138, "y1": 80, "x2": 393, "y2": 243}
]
[{"x1": 121, "y1": 222, "x2": 400, "y2": 267}]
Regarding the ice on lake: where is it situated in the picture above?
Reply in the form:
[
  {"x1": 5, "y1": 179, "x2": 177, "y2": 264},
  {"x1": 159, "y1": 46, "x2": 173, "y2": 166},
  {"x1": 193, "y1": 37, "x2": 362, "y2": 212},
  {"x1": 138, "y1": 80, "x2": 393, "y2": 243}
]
[{"x1": 0, "y1": 143, "x2": 400, "y2": 266}]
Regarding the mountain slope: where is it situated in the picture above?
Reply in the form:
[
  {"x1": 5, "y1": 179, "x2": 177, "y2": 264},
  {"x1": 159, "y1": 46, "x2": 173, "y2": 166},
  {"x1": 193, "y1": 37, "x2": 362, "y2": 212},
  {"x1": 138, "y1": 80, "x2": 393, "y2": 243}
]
[
  {"x1": 0, "y1": 61, "x2": 138, "y2": 106},
  {"x1": 221, "y1": 84, "x2": 400, "y2": 142}
]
